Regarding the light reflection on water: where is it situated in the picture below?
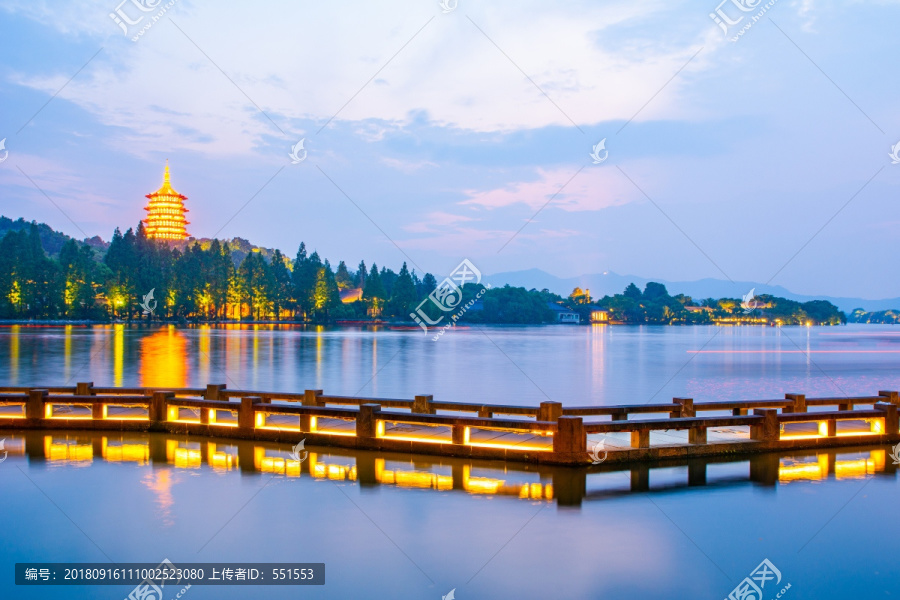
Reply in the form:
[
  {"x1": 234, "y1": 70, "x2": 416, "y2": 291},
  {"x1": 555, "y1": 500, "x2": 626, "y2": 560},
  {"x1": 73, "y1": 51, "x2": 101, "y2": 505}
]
[{"x1": 1, "y1": 324, "x2": 899, "y2": 405}]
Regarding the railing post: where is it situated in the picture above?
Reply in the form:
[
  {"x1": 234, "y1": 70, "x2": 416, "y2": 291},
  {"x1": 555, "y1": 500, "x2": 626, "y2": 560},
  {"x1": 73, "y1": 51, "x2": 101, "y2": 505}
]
[
  {"x1": 303, "y1": 389, "x2": 323, "y2": 406},
  {"x1": 301, "y1": 390, "x2": 322, "y2": 430},
  {"x1": 149, "y1": 391, "x2": 173, "y2": 427},
  {"x1": 26, "y1": 389, "x2": 48, "y2": 420},
  {"x1": 357, "y1": 403, "x2": 382, "y2": 439},
  {"x1": 79, "y1": 382, "x2": 105, "y2": 420},
  {"x1": 205, "y1": 384, "x2": 226, "y2": 400},
  {"x1": 875, "y1": 402, "x2": 899, "y2": 435},
  {"x1": 413, "y1": 395, "x2": 434, "y2": 415},
  {"x1": 238, "y1": 397, "x2": 260, "y2": 433},
  {"x1": 630, "y1": 430, "x2": 650, "y2": 449},
  {"x1": 611, "y1": 411, "x2": 627, "y2": 421},
  {"x1": 477, "y1": 406, "x2": 493, "y2": 418},
  {"x1": 878, "y1": 391, "x2": 899, "y2": 406},
  {"x1": 785, "y1": 393, "x2": 806, "y2": 413},
  {"x1": 538, "y1": 401, "x2": 562, "y2": 422},
  {"x1": 553, "y1": 416, "x2": 584, "y2": 454},
  {"x1": 688, "y1": 425, "x2": 707, "y2": 445},
  {"x1": 452, "y1": 424, "x2": 470, "y2": 445},
  {"x1": 751, "y1": 408, "x2": 779, "y2": 441},
  {"x1": 673, "y1": 397, "x2": 694, "y2": 418},
  {"x1": 92, "y1": 401, "x2": 107, "y2": 420}
]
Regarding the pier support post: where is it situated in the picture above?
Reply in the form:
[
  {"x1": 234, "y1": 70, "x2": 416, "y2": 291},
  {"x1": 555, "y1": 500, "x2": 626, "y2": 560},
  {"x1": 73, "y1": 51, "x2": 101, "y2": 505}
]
[
  {"x1": 749, "y1": 453, "x2": 779, "y2": 486},
  {"x1": 413, "y1": 395, "x2": 434, "y2": 414},
  {"x1": 688, "y1": 426, "x2": 707, "y2": 445},
  {"x1": 630, "y1": 465, "x2": 649, "y2": 492},
  {"x1": 149, "y1": 392, "x2": 173, "y2": 427},
  {"x1": 688, "y1": 461, "x2": 707, "y2": 486},
  {"x1": 238, "y1": 397, "x2": 260, "y2": 433},
  {"x1": 630, "y1": 429, "x2": 650, "y2": 449},
  {"x1": 357, "y1": 404, "x2": 381, "y2": 439},
  {"x1": 92, "y1": 402, "x2": 108, "y2": 420},
  {"x1": 875, "y1": 402, "x2": 899, "y2": 435},
  {"x1": 26, "y1": 389, "x2": 48, "y2": 420},
  {"x1": 751, "y1": 408, "x2": 779, "y2": 441},
  {"x1": 785, "y1": 393, "x2": 806, "y2": 413},
  {"x1": 76, "y1": 382, "x2": 94, "y2": 396},
  {"x1": 202, "y1": 385, "x2": 227, "y2": 424},
  {"x1": 553, "y1": 416, "x2": 585, "y2": 455},
  {"x1": 732, "y1": 408, "x2": 748, "y2": 416},
  {"x1": 477, "y1": 407, "x2": 493, "y2": 418},
  {"x1": 552, "y1": 468, "x2": 586, "y2": 507},
  {"x1": 301, "y1": 390, "x2": 323, "y2": 430},
  {"x1": 451, "y1": 424, "x2": 470, "y2": 445},
  {"x1": 673, "y1": 397, "x2": 694, "y2": 418},
  {"x1": 538, "y1": 401, "x2": 563, "y2": 422}
]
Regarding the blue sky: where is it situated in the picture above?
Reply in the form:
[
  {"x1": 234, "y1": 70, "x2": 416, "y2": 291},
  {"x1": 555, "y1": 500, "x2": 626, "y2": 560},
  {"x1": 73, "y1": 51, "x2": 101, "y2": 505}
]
[{"x1": 0, "y1": 0, "x2": 898, "y2": 298}]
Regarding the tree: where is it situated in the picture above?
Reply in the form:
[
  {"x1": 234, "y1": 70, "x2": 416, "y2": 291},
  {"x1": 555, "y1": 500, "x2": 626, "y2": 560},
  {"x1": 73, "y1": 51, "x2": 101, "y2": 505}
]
[
  {"x1": 269, "y1": 249, "x2": 293, "y2": 320},
  {"x1": 623, "y1": 283, "x2": 642, "y2": 301},
  {"x1": 387, "y1": 262, "x2": 417, "y2": 317},
  {"x1": 335, "y1": 260, "x2": 354, "y2": 290},
  {"x1": 363, "y1": 262, "x2": 386, "y2": 314}
]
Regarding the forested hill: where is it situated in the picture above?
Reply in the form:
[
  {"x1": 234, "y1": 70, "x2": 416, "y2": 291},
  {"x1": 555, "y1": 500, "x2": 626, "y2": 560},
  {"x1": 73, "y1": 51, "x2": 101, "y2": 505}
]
[{"x1": 0, "y1": 216, "x2": 107, "y2": 257}]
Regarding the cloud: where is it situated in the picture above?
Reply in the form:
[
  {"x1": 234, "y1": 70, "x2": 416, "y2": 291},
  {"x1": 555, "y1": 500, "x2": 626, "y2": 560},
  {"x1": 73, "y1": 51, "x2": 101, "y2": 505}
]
[
  {"x1": 403, "y1": 211, "x2": 477, "y2": 233},
  {"x1": 6, "y1": 0, "x2": 711, "y2": 158},
  {"x1": 460, "y1": 166, "x2": 639, "y2": 212}
]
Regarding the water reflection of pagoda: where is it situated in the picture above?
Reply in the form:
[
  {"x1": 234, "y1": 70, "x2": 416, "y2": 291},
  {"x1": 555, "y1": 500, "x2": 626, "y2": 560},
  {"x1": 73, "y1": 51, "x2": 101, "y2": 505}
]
[{"x1": 143, "y1": 161, "x2": 189, "y2": 240}]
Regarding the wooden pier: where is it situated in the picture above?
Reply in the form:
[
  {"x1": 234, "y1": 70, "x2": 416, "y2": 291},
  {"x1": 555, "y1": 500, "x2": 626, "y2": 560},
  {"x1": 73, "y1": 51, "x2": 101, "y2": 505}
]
[{"x1": 0, "y1": 383, "x2": 898, "y2": 465}]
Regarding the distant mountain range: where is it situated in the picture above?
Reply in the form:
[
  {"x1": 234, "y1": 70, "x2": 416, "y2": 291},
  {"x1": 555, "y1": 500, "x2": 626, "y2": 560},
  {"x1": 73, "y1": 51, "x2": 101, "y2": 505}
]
[{"x1": 483, "y1": 268, "x2": 900, "y2": 314}]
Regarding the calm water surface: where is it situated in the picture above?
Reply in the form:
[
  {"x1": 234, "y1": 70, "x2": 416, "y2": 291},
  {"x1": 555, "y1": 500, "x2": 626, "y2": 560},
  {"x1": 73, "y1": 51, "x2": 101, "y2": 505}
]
[
  {"x1": 2, "y1": 323, "x2": 899, "y2": 402},
  {"x1": 1, "y1": 324, "x2": 899, "y2": 599}
]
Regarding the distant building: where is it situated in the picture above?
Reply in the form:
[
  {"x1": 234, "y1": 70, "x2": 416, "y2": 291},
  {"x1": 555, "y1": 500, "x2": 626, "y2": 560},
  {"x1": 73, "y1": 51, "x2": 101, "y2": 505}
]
[
  {"x1": 144, "y1": 161, "x2": 190, "y2": 240},
  {"x1": 548, "y1": 302, "x2": 580, "y2": 324},
  {"x1": 586, "y1": 305, "x2": 609, "y2": 323},
  {"x1": 340, "y1": 288, "x2": 363, "y2": 304},
  {"x1": 685, "y1": 306, "x2": 713, "y2": 313}
]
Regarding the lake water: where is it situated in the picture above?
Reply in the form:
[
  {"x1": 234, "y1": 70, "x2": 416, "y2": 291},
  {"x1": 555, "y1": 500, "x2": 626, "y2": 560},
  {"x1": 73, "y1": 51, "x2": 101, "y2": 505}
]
[{"x1": 1, "y1": 324, "x2": 900, "y2": 599}]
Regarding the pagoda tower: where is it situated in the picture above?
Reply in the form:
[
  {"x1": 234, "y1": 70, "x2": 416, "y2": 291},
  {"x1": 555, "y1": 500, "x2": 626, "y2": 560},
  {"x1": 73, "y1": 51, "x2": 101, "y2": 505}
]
[{"x1": 143, "y1": 161, "x2": 190, "y2": 240}]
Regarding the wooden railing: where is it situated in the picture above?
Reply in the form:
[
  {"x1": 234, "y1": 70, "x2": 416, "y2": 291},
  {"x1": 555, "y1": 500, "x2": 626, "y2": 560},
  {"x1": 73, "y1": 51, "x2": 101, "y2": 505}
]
[{"x1": 0, "y1": 383, "x2": 898, "y2": 465}]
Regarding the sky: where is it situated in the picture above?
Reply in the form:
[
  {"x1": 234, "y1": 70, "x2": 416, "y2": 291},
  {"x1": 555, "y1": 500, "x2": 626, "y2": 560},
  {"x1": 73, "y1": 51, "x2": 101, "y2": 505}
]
[{"x1": 0, "y1": 0, "x2": 898, "y2": 299}]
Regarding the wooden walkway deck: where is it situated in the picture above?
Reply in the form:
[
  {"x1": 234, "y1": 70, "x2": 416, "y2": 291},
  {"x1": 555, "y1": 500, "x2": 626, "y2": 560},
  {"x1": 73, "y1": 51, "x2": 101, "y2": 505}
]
[{"x1": 0, "y1": 383, "x2": 897, "y2": 465}]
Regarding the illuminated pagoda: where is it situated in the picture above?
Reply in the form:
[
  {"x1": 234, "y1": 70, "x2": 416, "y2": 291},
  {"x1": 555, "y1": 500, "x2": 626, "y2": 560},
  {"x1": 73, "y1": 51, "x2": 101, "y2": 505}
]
[{"x1": 143, "y1": 161, "x2": 190, "y2": 240}]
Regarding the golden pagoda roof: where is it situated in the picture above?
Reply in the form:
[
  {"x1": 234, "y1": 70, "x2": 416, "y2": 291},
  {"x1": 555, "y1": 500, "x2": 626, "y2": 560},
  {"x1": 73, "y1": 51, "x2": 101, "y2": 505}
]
[{"x1": 148, "y1": 160, "x2": 185, "y2": 198}]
